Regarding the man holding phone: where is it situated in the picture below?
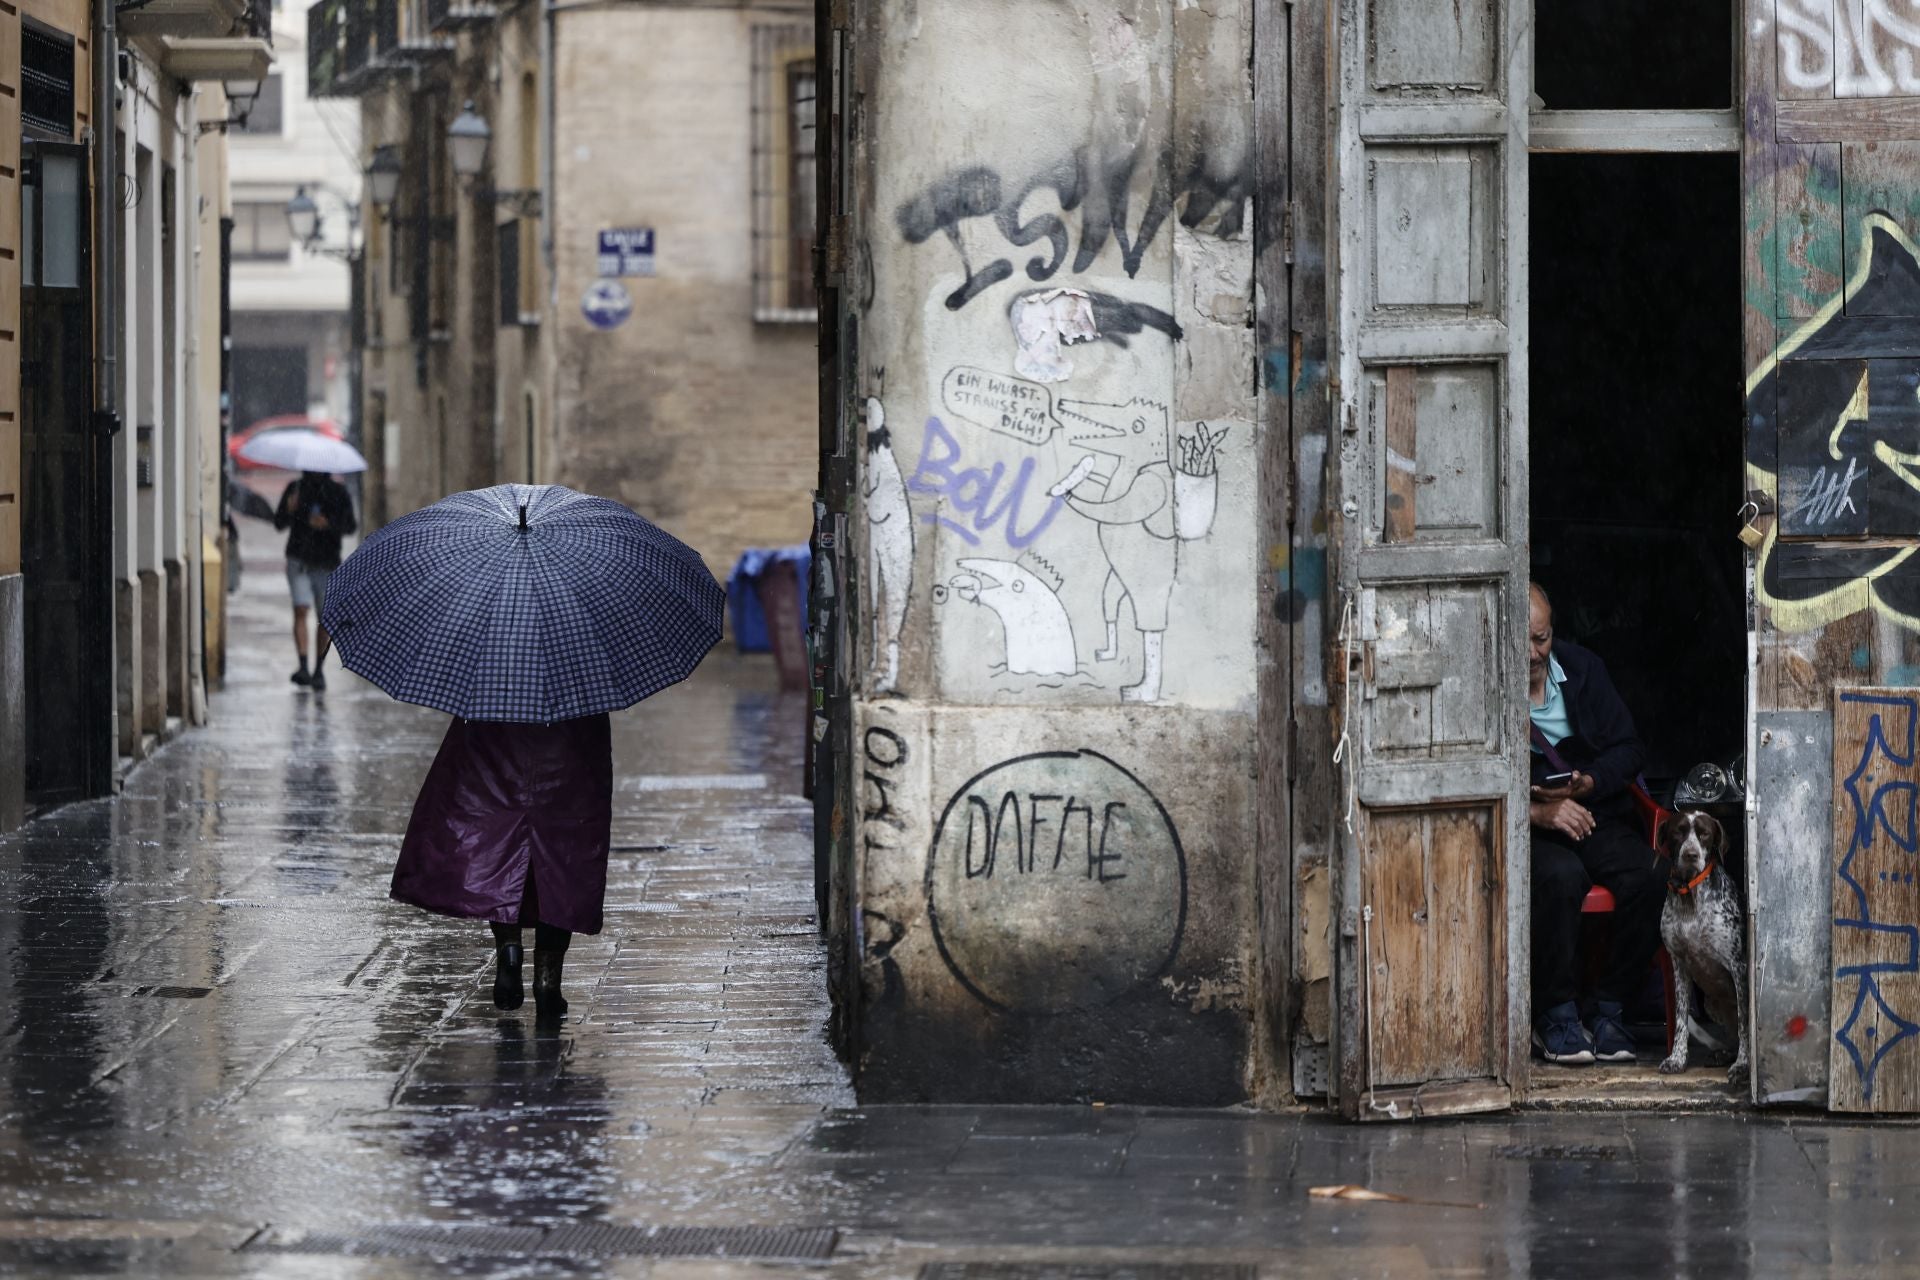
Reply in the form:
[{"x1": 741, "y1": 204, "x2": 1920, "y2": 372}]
[{"x1": 1526, "y1": 582, "x2": 1665, "y2": 1066}]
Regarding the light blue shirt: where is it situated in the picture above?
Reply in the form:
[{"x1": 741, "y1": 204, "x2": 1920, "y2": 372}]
[{"x1": 1530, "y1": 653, "x2": 1571, "y2": 751}]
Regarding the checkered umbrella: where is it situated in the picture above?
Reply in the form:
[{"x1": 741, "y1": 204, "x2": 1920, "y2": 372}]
[{"x1": 321, "y1": 484, "x2": 725, "y2": 723}]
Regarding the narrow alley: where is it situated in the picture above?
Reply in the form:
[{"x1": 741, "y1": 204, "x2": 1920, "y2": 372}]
[{"x1": 0, "y1": 531, "x2": 1911, "y2": 1277}]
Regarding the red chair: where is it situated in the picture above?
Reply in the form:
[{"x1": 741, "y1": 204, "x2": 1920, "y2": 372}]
[{"x1": 1577, "y1": 783, "x2": 1677, "y2": 1051}]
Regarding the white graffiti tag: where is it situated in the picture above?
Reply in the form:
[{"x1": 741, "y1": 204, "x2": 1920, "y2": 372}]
[
  {"x1": 1774, "y1": 0, "x2": 1920, "y2": 98},
  {"x1": 1789, "y1": 457, "x2": 1865, "y2": 528}
]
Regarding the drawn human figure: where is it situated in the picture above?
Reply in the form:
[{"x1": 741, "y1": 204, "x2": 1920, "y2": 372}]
[
  {"x1": 949, "y1": 555, "x2": 1077, "y2": 676},
  {"x1": 864, "y1": 398, "x2": 913, "y2": 692},
  {"x1": 1049, "y1": 400, "x2": 1225, "y2": 703}
]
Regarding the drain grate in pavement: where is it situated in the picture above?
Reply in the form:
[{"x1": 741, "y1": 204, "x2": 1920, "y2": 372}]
[
  {"x1": 138, "y1": 986, "x2": 212, "y2": 999},
  {"x1": 1492, "y1": 1142, "x2": 1623, "y2": 1161},
  {"x1": 244, "y1": 1222, "x2": 838, "y2": 1260},
  {"x1": 920, "y1": 1267, "x2": 1258, "y2": 1280}
]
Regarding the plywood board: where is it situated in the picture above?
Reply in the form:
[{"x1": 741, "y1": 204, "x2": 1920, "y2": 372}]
[
  {"x1": 1829, "y1": 688, "x2": 1920, "y2": 1111},
  {"x1": 1842, "y1": 141, "x2": 1920, "y2": 310},
  {"x1": 1776, "y1": 143, "x2": 1843, "y2": 320},
  {"x1": 1754, "y1": 709, "x2": 1834, "y2": 1104}
]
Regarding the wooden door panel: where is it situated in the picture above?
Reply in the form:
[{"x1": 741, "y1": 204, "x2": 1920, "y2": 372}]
[
  {"x1": 1331, "y1": 0, "x2": 1526, "y2": 1119},
  {"x1": 1368, "y1": 0, "x2": 1497, "y2": 91},
  {"x1": 1368, "y1": 146, "x2": 1500, "y2": 315},
  {"x1": 1363, "y1": 803, "x2": 1504, "y2": 1086},
  {"x1": 1367, "y1": 363, "x2": 1501, "y2": 543},
  {"x1": 1365, "y1": 582, "x2": 1499, "y2": 757}
]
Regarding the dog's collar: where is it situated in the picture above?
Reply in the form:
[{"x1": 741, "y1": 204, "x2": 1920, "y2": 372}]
[{"x1": 1669, "y1": 863, "x2": 1715, "y2": 896}]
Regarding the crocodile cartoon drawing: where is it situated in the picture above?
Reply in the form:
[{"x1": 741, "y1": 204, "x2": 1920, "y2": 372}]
[
  {"x1": 865, "y1": 398, "x2": 913, "y2": 692},
  {"x1": 949, "y1": 554, "x2": 1077, "y2": 676},
  {"x1": 1048, "y1": 398, "x2": 1226, "y2": 702}
]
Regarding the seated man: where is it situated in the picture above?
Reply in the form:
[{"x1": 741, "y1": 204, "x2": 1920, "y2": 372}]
[{"x1": 1527, "y1": 582, "x2": 1665, "y2": 1065}]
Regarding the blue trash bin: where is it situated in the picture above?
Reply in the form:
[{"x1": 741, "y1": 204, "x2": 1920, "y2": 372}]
[{"x1": 728, "y1": 545, "x2": 810, "y2": 654}]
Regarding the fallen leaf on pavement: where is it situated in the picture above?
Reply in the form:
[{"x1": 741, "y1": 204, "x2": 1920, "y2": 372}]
[{"x1": 1310, "y1": 1184, "x2": 1486, "y2": 1209}]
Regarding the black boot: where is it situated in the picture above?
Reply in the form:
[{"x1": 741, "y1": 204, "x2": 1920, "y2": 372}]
[
  {"x1": 493, "y1": 941, "x2": 525, "y2": 1010},
  {"x1": 533, "y1": 949, "x2": 568, "y2": 1020}
]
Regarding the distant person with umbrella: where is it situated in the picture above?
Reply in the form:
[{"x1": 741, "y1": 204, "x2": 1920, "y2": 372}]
[
  {"x1": 322, "y1": 484, "x2": 723, "y2": 1020},
  {"x1": 241, "y1": 428, "x2": 369, "y2": 691}
]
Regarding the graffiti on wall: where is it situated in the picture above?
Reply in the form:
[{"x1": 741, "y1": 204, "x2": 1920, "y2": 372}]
[
  {"x1": 1775, "y1": 0, "x2": 1920, "y2": 98},
  {"x1": 1833, "y1": 691, "x2": 1920, "y2": 1104},
  {"x1": 866, "y1": 399, "x2": 915, "y2": 693},
  {"x1": 925, "y1": 749, "x2": 1186, "y2": 1014},
  {"x1": 1748, "y1": 213, "x2": 1920, "y2": 631},
  {"x1": 894, "y1": 142, "x2": 1248, "y2": 315}
]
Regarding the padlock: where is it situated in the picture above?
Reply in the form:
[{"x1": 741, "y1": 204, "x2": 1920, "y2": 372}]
[{"x1": 1737, "y1": 501, "x2": 1765, "y2": 550}]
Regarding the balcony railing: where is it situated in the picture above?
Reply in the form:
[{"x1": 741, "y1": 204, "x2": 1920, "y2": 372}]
[
  {"x1": 310, "y1": 0, "x2": 448, "y2": 99},
  {"x1": 427, "y1": 0, "x2": 497, "y2": 32},
  {"x1": 118, "y1": 0, "x2": 260, "y2": 40}
]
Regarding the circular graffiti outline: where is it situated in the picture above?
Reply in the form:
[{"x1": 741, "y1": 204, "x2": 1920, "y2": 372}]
[{"x1": 923, "y1": 748, "x2": 1187, "y2": 1015}]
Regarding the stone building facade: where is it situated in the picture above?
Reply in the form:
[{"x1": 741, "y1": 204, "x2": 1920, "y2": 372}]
[
  {"x1": 319, "y1": 0, "x2": 817, "y2": 575},
  {"x1": 0, "y1": 0, "x2": 262, "y2": 828}
]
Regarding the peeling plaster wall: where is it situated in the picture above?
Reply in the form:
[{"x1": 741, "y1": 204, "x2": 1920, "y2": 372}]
[{"x1": 850, "y1": 0, "x2": 1259, "y2": 1103}]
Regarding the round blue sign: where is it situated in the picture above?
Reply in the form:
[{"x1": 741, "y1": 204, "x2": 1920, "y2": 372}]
[{"x1": 581, "y1": 279, "x2": 633, "y2": 331}]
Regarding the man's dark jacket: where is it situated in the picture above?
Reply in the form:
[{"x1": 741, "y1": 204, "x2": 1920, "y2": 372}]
[
  {"x1": 274, "y1": 473, "x2": 358, "y2": 571},
  {"x1": 1531, "y1": 638, "x2": 1645, "y2": 824}
]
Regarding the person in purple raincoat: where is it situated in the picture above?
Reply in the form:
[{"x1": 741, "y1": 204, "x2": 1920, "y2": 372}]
[{"x1": 391, "y1": 713, "x2": 613, "y2": 1019}]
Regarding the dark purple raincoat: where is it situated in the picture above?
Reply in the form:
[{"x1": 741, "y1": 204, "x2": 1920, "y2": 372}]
[{"x1": 392, "y1": 714, "x2": 613, "y2": 935}]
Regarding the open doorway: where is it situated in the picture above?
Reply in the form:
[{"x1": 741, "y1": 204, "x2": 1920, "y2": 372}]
[
  {"x1": 1521, "y1": 0, "x2": 1748, "y2": 1109},
  {"x1": 1527, "y1": 150, "x2": 1745, "y2": 1101}
]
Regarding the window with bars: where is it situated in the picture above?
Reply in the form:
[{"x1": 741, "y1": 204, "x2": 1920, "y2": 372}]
[
  {"x1": 21, "y1": 23, "x2": 75, "y2": 139},
  {"x1": 751, "y1": 23, "x2": 817, "y2": 322}
]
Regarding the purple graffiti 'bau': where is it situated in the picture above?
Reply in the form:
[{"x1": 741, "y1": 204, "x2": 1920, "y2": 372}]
[{"x1": 907, "y1": 416, "x2": 1065, "y2": 550}]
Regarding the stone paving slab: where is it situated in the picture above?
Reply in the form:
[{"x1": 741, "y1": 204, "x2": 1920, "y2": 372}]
[{"x1": 0, "y1": 529, "x2": 1919, "y2": 1276}]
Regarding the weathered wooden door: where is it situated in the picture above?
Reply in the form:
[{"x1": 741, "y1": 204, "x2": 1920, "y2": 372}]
[{"x1": 1328, "y1": 0, "x2": 1528, "y2": 1119}]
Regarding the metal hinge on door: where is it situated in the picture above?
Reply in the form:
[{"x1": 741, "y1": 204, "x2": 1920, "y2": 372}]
[{"x1": 1282, "y1": 201, "x2": 1295, "y2": 265}]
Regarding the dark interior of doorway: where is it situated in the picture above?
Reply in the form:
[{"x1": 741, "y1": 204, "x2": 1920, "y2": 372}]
[
  {"x1": 1535, "y1": 0, "x2": 1732, "y2": 111},
  {"x1": 1530, "y1": 152, "x2": 1744, "y2": 796},
  {"x1": 1528, "y1": 152, "x2": 1745, "y2": 1103}
]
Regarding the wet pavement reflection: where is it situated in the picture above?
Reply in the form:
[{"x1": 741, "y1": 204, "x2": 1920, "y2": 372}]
[{"x1": 0, "y1": 526, "x2": 1918, "y2": 1276}]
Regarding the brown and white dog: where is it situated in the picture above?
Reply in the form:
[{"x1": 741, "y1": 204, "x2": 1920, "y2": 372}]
[{"x1": 1657, "y1": 811, "x2": 1749, "y2": 1085}]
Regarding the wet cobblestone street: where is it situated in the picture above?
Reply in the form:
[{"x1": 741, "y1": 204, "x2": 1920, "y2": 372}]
[{"x1": 3, "y1": 533, "x2": 1920, "y2": 1277}]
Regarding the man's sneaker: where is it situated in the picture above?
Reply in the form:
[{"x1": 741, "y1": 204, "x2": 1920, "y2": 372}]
[
  {"x1": 310, "y1": 669, "x2": 327, "y2": 692},
  {"x1": 1589, "y1": 1001, "x2": 1638, "y2": 1063},
  {"x1": 1533, "y1": 1001, "x2": 1596, "y2": 1065}
]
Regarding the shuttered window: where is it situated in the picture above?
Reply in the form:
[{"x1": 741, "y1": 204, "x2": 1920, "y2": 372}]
[{"x1": 21, "y1": 23, "x2": 75, "y2": 139}]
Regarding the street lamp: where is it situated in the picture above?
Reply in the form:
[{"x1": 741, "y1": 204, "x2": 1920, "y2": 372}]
[
  {"x1": 444, "y1": 101, "x2": 542, "y2": 217},
  {"x1": 448, "y1": 101, "x2": 491, "y2": 178},
  {"x1": 366, "y1": 145, "x2": 402, "y2": 212},
  {"x1": 196, "y1": 75, "x2": 264, "y2": 135},
  {"x1": 285, "y1": 186, "x2": 319, "y2": 244},
  {"x1": 284, "y1": 185, "x2": 360, "y2": 261}
]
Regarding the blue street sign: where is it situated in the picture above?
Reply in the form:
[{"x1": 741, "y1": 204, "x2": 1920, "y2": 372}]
[
  {"x1": 581, "y1": 279, "x2": 633, "y2": 331},
  {"x1": 597, "y1": 227, "x2": 656, "y2": 278}
]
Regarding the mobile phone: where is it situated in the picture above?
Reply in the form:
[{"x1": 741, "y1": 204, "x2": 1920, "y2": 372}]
[{"x1": 1541, "y1": 771, "x2": 1574, "y2": 785}]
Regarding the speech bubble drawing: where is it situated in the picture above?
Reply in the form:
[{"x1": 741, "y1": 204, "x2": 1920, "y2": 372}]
[{"x1": 941, "y1": 366, "x2": 1059, "y2": 446}]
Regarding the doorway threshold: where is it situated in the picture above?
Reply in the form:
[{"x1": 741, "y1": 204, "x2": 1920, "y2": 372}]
[{"x1": 1521, "y1": 1063, "x2": 1746, "y2": 1112}]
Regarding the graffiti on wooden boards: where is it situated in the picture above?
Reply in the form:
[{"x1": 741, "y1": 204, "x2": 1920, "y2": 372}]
[
  {"x1": 1747, "y1": 213, "x2": 1920, "y2": 631},
  {"x1": 925, "y1": 751, "x2": 1186, "y2": 1015},
  {"x1": 1773, "y1": 1, "x2": 1920, "y2": 98},
  {"x1": 1833, "y1": 692, "x2": 1920, "y2": 1104}
]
